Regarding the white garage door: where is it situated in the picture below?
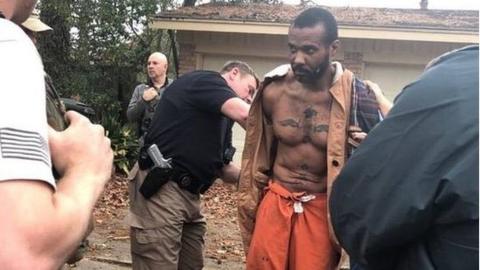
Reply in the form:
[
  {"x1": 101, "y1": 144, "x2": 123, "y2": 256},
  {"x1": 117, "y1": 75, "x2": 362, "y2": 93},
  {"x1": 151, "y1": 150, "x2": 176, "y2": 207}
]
[
  {"x1": 364, "y1": 62, "x2": 424, "y2": 100},
  {"x1": 202, "y1": 54, "x2": 288, "y2": 166},
  {"x1": 202, "y1": 54, "x2": 286, "y2": 80}
]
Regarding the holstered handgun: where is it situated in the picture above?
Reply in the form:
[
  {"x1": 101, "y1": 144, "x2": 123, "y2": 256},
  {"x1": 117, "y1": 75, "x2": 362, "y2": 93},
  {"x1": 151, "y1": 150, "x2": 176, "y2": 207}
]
[
  {"x1": 138, "y1": 146, "x2": 153, "y2": 170},
  {"x1": 139, "y1": 167, "x2": 172, "y2": 198},
  {"x1": 139, "y1": 144, "x2": 173, "y2": 199}
]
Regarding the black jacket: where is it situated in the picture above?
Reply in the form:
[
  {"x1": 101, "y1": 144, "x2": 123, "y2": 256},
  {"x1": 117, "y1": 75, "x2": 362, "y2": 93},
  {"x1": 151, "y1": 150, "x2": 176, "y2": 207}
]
[{"x1": 330, "y1": 45, "x2": 479, "y2": 270}]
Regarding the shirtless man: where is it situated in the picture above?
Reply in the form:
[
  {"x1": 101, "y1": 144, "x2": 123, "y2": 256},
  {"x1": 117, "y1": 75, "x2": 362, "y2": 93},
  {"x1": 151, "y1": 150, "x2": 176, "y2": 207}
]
[{"x1": 238, "y1": 7, "x2": 382, "y2": 270}]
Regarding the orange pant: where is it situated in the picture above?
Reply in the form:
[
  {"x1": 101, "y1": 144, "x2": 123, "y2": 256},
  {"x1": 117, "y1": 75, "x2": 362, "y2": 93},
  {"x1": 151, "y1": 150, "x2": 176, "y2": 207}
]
[{"x1": 246, "y1": 181, "x2": 337, "y2": 270}]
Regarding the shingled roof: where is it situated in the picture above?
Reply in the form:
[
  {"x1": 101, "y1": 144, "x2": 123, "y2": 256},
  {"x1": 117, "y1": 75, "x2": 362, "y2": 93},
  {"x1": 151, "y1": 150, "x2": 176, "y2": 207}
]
[{"x1": 156, "y1": 3, "x2": 478, "y2": 32}]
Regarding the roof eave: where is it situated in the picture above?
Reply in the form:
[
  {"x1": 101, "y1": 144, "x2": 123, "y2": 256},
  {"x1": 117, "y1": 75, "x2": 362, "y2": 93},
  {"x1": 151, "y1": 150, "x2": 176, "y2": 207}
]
[{"x1": 150, "y1": 18, "x2": 478, "y2": 44}]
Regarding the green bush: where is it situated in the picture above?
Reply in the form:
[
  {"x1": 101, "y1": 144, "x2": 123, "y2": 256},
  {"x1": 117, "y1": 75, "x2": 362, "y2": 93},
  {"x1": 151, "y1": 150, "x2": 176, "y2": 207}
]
[{"x1": 100, "y1": 100, "x2": 139, "y2": 175}]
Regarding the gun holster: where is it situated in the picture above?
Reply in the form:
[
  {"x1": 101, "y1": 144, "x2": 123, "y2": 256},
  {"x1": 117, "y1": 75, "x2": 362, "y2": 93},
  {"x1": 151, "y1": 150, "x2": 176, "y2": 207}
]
[
  {"x1": 138, "y1": 145, "x2": 154, "y2": 170},
  {"x1": 139, "y1": 166, "x2": 173, "y2": 199}
]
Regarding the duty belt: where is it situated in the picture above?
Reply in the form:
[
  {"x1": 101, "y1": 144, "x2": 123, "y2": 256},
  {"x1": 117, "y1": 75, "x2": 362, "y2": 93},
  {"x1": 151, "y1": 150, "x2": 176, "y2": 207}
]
[{"x1": 170, "y1": 168, "x2": 211, "y2": 194}]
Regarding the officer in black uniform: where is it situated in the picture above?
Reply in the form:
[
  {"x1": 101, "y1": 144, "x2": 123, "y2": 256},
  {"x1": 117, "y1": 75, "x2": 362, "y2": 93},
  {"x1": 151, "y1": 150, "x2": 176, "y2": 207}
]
[{"x1": 128, "y1": 60, "x2": 258, "y2": 270}]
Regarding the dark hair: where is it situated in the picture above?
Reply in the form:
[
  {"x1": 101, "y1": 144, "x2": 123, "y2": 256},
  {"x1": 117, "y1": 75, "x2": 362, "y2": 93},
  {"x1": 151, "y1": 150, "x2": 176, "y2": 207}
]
[
  {"x1": 292, "y1": 7, "x2": 338, "y2": 44},
  {"x1": 220, "y1": 60, "x2": 259, "y2": 88}
]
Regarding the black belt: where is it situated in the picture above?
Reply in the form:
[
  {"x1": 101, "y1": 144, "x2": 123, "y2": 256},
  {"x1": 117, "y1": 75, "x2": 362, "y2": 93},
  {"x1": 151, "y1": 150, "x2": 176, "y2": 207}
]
[
  {"x1": 170, "y1": 168, "x2": 211, "y2": 195},
  {"x1": 137, "y1": 146, "x2": 211, "y2": 195}
]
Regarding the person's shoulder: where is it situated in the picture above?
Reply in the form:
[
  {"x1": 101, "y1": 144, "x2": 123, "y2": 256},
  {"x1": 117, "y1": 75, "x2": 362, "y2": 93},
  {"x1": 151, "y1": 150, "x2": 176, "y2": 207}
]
[
  {"x1": 262, "y1": 64, "x2": 294, "y2": 97},
  {"x1": 189, "y1": 70, "x2": 227, "y2": 88},
  {"x1": 133, "y1": 83, "x2": 148, "y2": 92},
  {"x1": 264, "y1": 64, "x2": 290, "y2": 81},
  {"x1": 135, "y1": 83, "x2": 147, "y2": 88},
  {"x1": 0, "y1": 19, "x2": 43, "y2": 91},
  {"x1": 396, "y1": 45, "x2": 478, "y2": 105},
  {"x1": 426, "y1": 45, "x2": 478, "y2": 70},
  {"x1": 164, "y1": 77, "x2": 174, "y2": 87},
  {"x1": 0, "y1": 19, "x2": 37, "y2": 58},
  {"x1": 192, "y1": 70, "x2": 223, "y2": 81},
  {"x1": 174, "y1": 70, "x2": 216, "y2": 82},
  {"x1": 264, "y1": 64, "x2": 295, "y2": 87},
  {"x1": 0, "y1": 19, "x2": 34, "y2": 50},
  {"x1": 0, "y1": 19, "x2": 24, "y2": 41}
]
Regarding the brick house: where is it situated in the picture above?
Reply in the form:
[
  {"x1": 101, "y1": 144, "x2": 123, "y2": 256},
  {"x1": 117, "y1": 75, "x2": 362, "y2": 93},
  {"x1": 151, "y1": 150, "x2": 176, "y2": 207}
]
[
  {"x1": 151, "y1": 3, "x2": 478, "y2": 160},
  {"x1": 152, "y1": 3, "x2": 478, "y2": 99}
]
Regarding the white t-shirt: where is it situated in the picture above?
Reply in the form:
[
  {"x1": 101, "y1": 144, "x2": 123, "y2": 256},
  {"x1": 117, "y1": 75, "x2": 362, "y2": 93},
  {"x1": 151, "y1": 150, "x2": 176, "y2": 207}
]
[{"x1": 0, "y1": 18, "x2": 55, "y2": 188}]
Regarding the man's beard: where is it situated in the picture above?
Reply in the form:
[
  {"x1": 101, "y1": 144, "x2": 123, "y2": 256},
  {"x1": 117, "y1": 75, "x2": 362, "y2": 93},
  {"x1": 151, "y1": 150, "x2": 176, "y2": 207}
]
[{"x1": 292, "y1": 57, "x2": 330, "y2": 85}]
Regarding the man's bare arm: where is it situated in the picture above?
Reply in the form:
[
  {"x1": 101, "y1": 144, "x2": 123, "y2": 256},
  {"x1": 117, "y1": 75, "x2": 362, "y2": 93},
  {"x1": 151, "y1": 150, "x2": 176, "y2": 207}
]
[
  {"x1": 218, "y1": 163, "x2": 241, "y2": 184},
  {"x1": 364, "y1": 80, "x2": 393, "y2": 117},
  {"x1": 221, "y1": 97, "x2": 250, "y2": 129},
  {"x1": 0, "y1": 111, "x2": 113, "y2": 270},
  {"x1": 261, "y1": 84, "x2": 279, "y2": 123}
]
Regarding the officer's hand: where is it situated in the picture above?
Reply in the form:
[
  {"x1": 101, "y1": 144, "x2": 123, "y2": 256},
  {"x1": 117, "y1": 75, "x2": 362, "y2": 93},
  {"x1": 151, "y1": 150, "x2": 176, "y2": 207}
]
[
  {"x1": 364, "y1": 80, "x2": 393, "y2": 117},
  {"x1": 142, "y1": 87, "x2": 158, "y2": 102},
  {"x1": 48, "y1": 111, "x2": 113, "y2": 184},
  {"x1": 348, "y1": 125, "x2": 367, "y2": 143},
  {"x1": 364, "y1": 80, "x2": 383, "y2": 99},
  {"x1": 351, "y1": 131, "x2": 367, "y2": 142}
]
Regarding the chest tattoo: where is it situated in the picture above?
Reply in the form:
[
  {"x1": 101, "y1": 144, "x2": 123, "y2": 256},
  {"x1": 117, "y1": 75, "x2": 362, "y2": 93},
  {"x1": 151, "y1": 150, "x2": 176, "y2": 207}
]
[
  {"x1": 277, "y1": 106, "x2": 330, "y2": 142},
  {"x1": 279, "y1": 118, "x2": 300, "y2": 128},
  {"x1": 303, "y1": 107, "x2": 318, "y2": 118},
  {"x1": 314, "y1": 124, "x2": 329, "y2": 133},
  {"x1": 303, "y1": 106, "x2": 319, "y2": 141}
]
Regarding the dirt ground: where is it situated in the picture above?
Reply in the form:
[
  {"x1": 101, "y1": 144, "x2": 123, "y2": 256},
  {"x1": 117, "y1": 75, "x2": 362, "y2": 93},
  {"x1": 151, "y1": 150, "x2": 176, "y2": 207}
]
[{"x1": 67, "y1": 177, "x2": 246, "y2": 269}]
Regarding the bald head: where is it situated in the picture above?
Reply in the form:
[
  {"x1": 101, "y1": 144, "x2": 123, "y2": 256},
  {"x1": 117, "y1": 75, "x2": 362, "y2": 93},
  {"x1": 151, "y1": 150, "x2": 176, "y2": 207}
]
[
  {"x1": 149, "y1": 52, "x2": 167, "y2": 63},
  {"x1": 147, "y1": 52, "x2": 168, "y2": 85}
]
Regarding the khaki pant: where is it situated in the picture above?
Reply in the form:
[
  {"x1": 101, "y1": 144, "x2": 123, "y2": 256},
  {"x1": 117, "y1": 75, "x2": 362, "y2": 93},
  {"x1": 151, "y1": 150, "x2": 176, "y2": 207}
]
[{"x1": 128, "y1": 164, "x2": 206, "y2": 270}]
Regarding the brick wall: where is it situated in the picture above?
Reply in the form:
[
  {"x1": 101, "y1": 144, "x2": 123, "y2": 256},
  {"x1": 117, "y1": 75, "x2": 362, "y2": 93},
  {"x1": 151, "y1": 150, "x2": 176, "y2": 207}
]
[
  {"x1": 342, "y1": 51, "x2": 364, "y2": 77},
  {"x1": 178, "y1": 43, "x2": 196, "y2": 75}
]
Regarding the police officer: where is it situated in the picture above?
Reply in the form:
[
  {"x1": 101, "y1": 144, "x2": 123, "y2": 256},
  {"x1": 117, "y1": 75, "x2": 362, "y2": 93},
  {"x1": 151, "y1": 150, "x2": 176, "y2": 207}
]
[
  {"x1": 127, "y1": 52, "x2": 170, "y2": 146},
  {"x1": 0, "y1": 2, "x2": 113, "y2": 269},
  {"x1": 21, "y1": 12, "x2": 94, "y2": 265},
  {"x1": 128, "y1": 60, "x2": 258, "y2": 269}
]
